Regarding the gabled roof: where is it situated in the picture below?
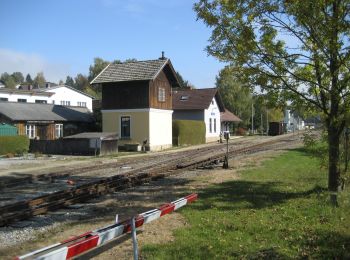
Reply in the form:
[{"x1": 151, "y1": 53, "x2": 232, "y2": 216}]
[
  {"x1": 172, "y1": 88, "x2": 225, "y2": 111},
  {"x1": 0, "y1": 88, "x2": 53, "y2": 97},
  {"x1": 90, "y1": 59, "x2": 179, "y2": 85},
  {"x1": 220, "y1": 109, "x2": 242, "y2": 122},
  {"x1": 0, "y1": 102, "x2": 94, "y2": 122},
  {"x1": 40, "y1": 85, "x2": 96, "y2": 99}
]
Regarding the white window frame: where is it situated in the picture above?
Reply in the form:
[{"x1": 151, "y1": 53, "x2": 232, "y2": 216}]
[
  {"x1": 120, "y1": 115, "x2": 131, "y2": 139},
  {"x1": 60, "y1": 101, "x2": 71, "y2": 106},
  {"x1": 77, "y1": 101, "x2": 87, "y2": 107},
  {"x1": 26, "y1": 124, "x2": 36, "y2": 139},
  {"x1": 55, "y1": 124, "x2": 63, "y2": 138},
  {"x1": 214, "y1": 118, "x2": 216, "y2": 133},
  {"x1": 158, "y1": 87, "x2": 166, "y2": 102},
  {"x1": 209, "y1": 118, "x2": 212, "y2": 133}
]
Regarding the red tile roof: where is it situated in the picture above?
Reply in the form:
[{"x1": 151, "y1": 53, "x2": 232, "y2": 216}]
[
  {"x1": 220, "y1": 108, "x2": 242, "y2": 122},
  {"x1": 172, "y1": 88, "x2": 224, "y2": 111}
]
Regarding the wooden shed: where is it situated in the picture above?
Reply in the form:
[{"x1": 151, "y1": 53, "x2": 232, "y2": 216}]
[
  {"x1": 63, "y1": 132, "x2": 118, "y2": 155},
  {"x1": 30, "y1": 132, "x2": 118, "y2": 156},
  {"x1": 0, "y1": 123, "x2": 17, "y2": 136},
  {"x1": 0, "y1": 102, "x2": 94, "y2": 140}
]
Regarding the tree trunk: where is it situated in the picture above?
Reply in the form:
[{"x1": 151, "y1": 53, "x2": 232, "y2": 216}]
[{"x1": 328, "y1": 124, "x2": 341, "y2": 206}]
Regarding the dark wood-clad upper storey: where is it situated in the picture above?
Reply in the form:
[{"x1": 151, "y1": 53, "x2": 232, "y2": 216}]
[{"x1": 91, "y1": 59, "x2": 179, "y2": 110}]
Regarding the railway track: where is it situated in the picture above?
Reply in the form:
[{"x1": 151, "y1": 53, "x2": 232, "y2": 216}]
[
  {"x1": 0, "y1": 134, "x2": 302, "y2": 226},
  {"x1": 0, "y1": 137, "x2": 260, "y2": 189}
]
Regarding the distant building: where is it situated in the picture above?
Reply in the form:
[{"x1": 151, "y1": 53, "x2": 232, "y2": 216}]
[
  {"x1": 220, "y1": 108, "x2": 242, "y2": 133},
  {"x1": 304, "y1": 115, "x2": 322, "y2": 129},
  {"x1": 0, "y1": 85, "x2": 94, "y2": 111},
  {"x1": 172, "y1": 88, "x2": 225, "y2": 142},
  {"x1": 284, "y1": 109, "x2": 305, "y2": 132},
  {"x1": 0, "y1": 102, "x2": 94, "y2": 140}
]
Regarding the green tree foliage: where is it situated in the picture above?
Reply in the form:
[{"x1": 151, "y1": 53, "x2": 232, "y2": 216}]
[
  {"x1": 74, "y1": 73, "x2": 89, "y2": 91},
  {"x1": 216, "y1": 66, "x2": 252, "y2": 126},
  {"x1": 11, "y1": 72, "x2": 24, "y2": 84},
  {"x1": 65, "y1": 76, "x2": 75, "y2": 87},
  {"x1": 88, "y1": 57, "x2": 110, "y2": 82},
  {"x1": 0, "y1": 72, "x2": 16, "y2": 88},
  {"x1": 33, "y1": 72, "x2": 46, "y2": 88},
  {"x1": 176, "y1": 71, "x2": 194, "y2": 88},
  {"x1": 25, "y1": 73, "x2": 33, "y2": 83},
  {"x1": 194, "y1": 0, "x2": 350, "y2": 203}
]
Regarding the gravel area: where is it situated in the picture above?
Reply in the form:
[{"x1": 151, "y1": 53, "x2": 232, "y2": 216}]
[{"x1": 0, "y1": 134, "x2": 304, "y2": 259}]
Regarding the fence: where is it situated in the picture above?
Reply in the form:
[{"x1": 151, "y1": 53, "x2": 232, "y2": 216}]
[
  {"x1": 30, "y1": 139, "x2": 118, "y2": 156},
  {"x1": 16, "y1": 193, "x2": 198, "y2": 260}
]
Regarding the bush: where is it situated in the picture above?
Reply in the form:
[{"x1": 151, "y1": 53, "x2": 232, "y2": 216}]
[
  {"x1": 173, "y1": 120, "x2": 205, "y2": 146},
  {"x1": 0, "y1": 135, "x2": 30, "y2": 155}
]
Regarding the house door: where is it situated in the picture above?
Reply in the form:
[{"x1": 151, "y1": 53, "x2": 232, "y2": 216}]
[{"x1": 37, "y1": 125, "x2": 49, "y2": 140}]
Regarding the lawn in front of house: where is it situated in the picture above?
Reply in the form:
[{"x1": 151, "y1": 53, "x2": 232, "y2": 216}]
[{"x1": 142, "y1": 149, "x2": 350, "y2": 259}]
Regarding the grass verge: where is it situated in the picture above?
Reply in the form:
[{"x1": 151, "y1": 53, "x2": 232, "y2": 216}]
[{"x1": 142, "y1": 149, "x2": 350, "y2": 259}]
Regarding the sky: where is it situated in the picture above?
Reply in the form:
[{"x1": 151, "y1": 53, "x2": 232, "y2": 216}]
[{"x1": 0, "y1": 0, "x2": 225, "y2": 88}]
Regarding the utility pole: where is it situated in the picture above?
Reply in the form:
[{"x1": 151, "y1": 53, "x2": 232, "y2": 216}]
[
  {"x1": 266, "y1": 109, "x2": 269, "y2": 136},
  {"x1": 251, "y1": 102, "x2": 254, "y2": 134}
]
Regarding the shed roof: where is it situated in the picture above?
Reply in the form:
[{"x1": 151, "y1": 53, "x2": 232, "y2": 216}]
[
  {"x1": 64, "y1": 132, "x2": 118, "y2": 140},
  {"x1": 90, "y1": 59, "x2": 177, "y2": 84},
  {"x1": 0, "y1": 102, "x2": 94, "y2": 122},
  {"x1": 220, "y1": 109, "x2": 242, "y2": 122},
  {"x1": 172, "y1": 88, "x2": 225, "y2": 111}
]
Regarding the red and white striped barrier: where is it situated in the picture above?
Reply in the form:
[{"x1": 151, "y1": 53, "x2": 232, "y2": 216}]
[{"x1": 16, "y1": 193, "x2": 198, "y2": 260}]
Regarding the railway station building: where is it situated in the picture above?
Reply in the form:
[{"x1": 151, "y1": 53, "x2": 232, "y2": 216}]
[
  {"x1": 172, "y1": 88, "x2": 226, "y2": 142},
  {"x1": 91, "y1": 56, "x2": 180, "y2": 151}
]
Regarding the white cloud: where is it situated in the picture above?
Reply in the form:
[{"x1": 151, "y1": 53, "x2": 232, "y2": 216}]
[{"x1": 0, "y1": 48, "x2": 71, "y2": 83}]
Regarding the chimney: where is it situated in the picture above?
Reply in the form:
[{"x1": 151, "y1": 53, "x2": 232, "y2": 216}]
[{"x1": 159, "y1": 51, "x2": 165, "y2": 60}]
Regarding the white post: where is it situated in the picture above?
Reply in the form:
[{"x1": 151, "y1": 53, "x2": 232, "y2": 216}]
[{"x1": 131, "y1": 217, "x2": 138, "y2": 260}]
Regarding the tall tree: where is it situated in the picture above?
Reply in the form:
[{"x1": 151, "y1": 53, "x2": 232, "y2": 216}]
[
  {"x1": 195, "y1": 0, "x2": 350, "y2": 205},
  {"x1": 0, "y1": 72, "x2": 16, "y2": 88},
  {"x1": 65, "y1": 76, "x2": 75, "y2": 87},
  {"x1": 88, "y1": 57, "x2": 110, "y2": 81},
  {"x1": 25, "y1": 73, "x2": 33, "y2": 84},
  {"x1": 216, "y1": 66, "x2": 252, "y2": 125},
  {"x1": 74, "y1": 74, "x2": 89, "y2": 91},
  {"x1": 33, "y1": 72, "x2": 46, "y2": 88},
  {"x1": 176, "y1": 71, "x2": 194, "y2": 89},
  {"x1": 11, "y1": 72, "x2": 24, "y2": 84}
]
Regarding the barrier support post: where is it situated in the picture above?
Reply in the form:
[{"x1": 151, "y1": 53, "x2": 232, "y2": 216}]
[{"x1": 131, "y1": 217, "x2": 139, "y2": 260}]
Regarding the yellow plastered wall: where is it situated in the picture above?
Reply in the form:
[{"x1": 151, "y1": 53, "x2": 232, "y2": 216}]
[{"x1": 102, "y1": 111, "x2": 150, "y2": 145}]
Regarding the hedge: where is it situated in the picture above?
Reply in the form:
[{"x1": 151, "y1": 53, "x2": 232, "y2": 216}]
[
  {"x1": 173, "y1": 120, "x2": 205, "y2": 146},
  {"x1": 0, "y1": 135, "x2": 30, "y2": 155}
]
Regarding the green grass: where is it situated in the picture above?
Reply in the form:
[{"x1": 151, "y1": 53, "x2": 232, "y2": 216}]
[{"x1": 142, "y1": 149, "x2": 350, "y2": 259}]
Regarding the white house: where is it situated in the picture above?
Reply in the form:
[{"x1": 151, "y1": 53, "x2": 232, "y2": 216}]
[
  {"x1": 0, "y1": 88, "x2": 53, "y2": 103},
  {"x1": 44, "y1": 85, "x2": 94, "y2": 111},
  {"x1": 284, "y1": 109, "x2": 305, "y2": 131},
  {"x1": 0, "y1": 85, "x2": 94, "y2": 111},
  {"x1": 172, "y1": 88, "x2": 225, "y2": 142}
]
